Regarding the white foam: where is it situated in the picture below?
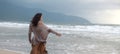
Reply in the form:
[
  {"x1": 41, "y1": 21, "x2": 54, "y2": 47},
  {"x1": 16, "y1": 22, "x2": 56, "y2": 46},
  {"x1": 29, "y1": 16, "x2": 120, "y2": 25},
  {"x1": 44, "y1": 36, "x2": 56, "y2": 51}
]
[
  {"x1": 0, "y1": 22, "x2": 120, "y2": 34},
  {"x1": 0, "y1": 22, "x2": 29, "y2": 28},
  {"x1": 47, "y1": 24, "x2": 120, "y2": 34}
]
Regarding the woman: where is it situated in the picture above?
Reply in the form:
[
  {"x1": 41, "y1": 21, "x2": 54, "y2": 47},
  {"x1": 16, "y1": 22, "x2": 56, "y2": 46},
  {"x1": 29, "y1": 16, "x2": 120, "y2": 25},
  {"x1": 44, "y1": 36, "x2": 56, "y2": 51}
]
[{"x1": 28, "y1": 13, "x2": 61, "y2": 54}]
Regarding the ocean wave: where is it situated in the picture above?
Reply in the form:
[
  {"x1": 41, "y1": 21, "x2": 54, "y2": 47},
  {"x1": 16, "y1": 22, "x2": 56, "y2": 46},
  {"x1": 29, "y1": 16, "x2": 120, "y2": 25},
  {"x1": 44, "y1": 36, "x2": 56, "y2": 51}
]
[
  {"x1": 0, "y1": 22, "x2": 29, "y2": 28},
  {"x1": 48, "y1": 24, "x2": 120, "y2": 34},
  {"x1": 0, "y1": 22, "x2": 120, "y2": 34}
]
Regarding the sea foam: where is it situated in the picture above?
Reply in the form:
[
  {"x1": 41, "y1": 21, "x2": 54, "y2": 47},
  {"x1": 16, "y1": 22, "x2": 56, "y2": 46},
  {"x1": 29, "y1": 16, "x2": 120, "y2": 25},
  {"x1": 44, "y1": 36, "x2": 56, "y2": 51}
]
[{"x1": 0, "y1": 22, "x2": 120, "y2": 34}]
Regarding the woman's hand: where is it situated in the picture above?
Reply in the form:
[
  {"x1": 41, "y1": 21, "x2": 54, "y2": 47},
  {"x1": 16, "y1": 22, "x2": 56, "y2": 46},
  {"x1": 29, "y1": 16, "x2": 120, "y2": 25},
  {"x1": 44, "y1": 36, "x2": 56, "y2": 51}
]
[{"x1": 56, "y1": 33, "x2": 62, "y2": 37}]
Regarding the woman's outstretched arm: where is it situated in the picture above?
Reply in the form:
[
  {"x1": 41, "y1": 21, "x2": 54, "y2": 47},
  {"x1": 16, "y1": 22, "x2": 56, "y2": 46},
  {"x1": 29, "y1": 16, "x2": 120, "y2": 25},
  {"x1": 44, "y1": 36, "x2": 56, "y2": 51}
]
[
  {"x1": 28, "y1": 24, "x2": 32, "y2": 44},
  {"x1": 48, "y1": 29, "x2": 61, "y2": 36}
]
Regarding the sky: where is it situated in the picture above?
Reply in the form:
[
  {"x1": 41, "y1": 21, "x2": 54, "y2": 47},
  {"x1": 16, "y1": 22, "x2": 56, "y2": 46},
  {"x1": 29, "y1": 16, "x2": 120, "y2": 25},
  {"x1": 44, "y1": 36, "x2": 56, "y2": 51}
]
[{"x1": 4, "y1": 0, "x2": 120, "y2": 24}]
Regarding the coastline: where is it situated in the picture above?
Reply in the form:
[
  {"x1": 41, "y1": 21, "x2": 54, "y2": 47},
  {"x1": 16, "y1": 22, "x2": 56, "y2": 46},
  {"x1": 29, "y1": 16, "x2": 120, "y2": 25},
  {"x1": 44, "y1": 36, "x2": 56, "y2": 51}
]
[{"x1": 0, "y1": 49, "x2": 21, "y2": 54}]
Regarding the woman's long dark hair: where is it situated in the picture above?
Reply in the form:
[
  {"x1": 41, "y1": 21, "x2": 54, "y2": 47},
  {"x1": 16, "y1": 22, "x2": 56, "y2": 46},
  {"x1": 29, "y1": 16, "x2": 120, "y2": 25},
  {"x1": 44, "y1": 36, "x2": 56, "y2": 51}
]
[{"x1": 31, "y1": 13, "x2": 42, "y2": 27}]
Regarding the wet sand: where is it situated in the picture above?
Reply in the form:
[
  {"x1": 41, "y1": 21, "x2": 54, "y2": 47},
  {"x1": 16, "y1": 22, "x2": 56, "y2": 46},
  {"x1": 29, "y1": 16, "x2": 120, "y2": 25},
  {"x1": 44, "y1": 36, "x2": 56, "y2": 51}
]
[{"x1": 0, "y1": 49, "x2": 20, "y2": 54}]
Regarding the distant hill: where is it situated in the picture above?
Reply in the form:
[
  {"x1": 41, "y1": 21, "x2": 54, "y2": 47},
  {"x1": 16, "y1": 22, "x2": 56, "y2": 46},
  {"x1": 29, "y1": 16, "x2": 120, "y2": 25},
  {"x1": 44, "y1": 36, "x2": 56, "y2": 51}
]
[{"x1": 0, "y1": 1, "x2": 91, "y2": 25}]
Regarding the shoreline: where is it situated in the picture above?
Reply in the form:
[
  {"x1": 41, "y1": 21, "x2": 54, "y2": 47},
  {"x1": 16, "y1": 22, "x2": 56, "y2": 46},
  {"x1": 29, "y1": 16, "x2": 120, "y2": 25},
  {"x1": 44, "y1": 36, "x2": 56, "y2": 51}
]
[{"x1": 0, "y1": 49, "x2": 21, "y2": 54}]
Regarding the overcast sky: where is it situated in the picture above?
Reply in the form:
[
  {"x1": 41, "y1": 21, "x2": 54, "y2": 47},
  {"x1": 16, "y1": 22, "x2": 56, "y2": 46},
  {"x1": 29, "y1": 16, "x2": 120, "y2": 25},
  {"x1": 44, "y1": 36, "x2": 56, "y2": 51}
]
[{"x1": 5, "y1": 0, "x2": 120, "y2": 24}]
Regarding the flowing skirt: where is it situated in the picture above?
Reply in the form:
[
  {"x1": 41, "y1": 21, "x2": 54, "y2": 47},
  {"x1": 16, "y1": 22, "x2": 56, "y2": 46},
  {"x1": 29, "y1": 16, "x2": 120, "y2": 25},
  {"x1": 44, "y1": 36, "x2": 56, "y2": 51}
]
[{"x1": 30, "y1": 42, "x2": 48, "y2": 54}]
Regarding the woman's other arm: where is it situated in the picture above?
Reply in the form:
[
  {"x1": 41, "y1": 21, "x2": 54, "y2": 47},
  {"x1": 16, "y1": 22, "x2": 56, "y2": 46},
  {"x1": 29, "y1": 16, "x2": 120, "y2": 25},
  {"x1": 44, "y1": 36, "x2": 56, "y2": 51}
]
[{"x1": 48, "y1": 29, "x2": 61, "y2": 36}]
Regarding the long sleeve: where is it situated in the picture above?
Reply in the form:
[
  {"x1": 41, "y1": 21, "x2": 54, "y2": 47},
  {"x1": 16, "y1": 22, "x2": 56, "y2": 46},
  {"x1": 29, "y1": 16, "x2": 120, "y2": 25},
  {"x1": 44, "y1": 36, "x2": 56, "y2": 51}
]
[{"x1": 48, "y1": 28, "x2": 61, "y2": 36}]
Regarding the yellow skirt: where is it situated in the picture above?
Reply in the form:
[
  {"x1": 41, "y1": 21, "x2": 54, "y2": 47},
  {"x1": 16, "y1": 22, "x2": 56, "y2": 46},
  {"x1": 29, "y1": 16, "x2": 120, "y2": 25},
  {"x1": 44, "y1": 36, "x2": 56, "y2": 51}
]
[{"x1": 30, "y1": 42, "x2": 48, "y2": 54}]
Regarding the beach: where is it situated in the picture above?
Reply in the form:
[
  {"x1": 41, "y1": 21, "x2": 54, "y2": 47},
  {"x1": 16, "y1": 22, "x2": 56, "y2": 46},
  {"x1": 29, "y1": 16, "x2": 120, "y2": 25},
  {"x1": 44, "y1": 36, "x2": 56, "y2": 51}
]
[{"x1": 0, "y1": 49, "x2": 20, "y2": 54}]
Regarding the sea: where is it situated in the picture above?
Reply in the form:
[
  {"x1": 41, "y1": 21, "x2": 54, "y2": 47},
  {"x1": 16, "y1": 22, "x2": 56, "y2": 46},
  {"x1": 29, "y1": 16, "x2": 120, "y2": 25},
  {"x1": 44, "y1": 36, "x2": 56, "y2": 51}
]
[{"x1": 0, "y1": 22, "x2": 120, "y2": 54}]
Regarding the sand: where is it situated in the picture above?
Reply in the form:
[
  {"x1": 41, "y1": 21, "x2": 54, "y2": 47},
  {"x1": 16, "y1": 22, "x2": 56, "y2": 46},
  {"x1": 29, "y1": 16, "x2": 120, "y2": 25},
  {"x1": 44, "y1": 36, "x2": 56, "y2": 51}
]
[{"x1": 0, "y1": 49, "x2": 20, "y2": 54}]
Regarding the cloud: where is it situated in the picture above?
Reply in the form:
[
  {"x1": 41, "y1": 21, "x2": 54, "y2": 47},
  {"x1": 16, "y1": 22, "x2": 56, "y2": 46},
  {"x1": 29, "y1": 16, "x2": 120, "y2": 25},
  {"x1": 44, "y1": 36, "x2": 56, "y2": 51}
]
[
  {"x1": 6, "y1": 0, "x2": 120, "y2": 11},
  {"x1": 87, "y1": 9, "x2": 120, "y2": 24},
  {"x1": 4, "y1": 0, "x2": 120, "y2": 24}
]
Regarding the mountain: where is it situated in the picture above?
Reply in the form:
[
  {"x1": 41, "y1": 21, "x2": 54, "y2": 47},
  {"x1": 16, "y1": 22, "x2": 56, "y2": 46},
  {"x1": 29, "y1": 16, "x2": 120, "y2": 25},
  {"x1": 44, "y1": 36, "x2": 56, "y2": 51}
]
[{"x1": 0, "y1": 1, "x2": 91, "y2": 25}]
